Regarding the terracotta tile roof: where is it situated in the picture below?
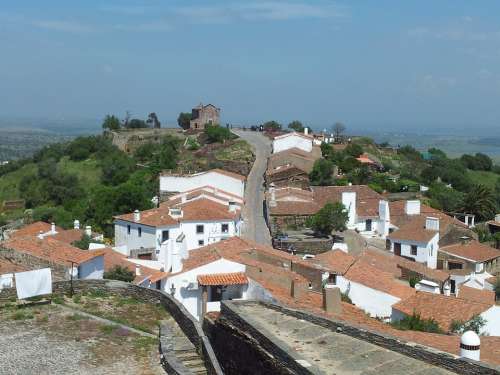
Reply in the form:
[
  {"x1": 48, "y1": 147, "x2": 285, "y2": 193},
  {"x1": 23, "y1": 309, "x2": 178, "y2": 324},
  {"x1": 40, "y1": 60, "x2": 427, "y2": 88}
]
[
  {"x1": 440, "y1": 240, "x2": 500, "y2": 263},
  {"x1": 94, "y1": 248, "x2": 167, "y2": 284},
  {"x1": 392, "y1": 292, "x2": 492, "y2": 331},
  {"x1": 269, "y1": 147, "x2": 318, "y2": 161},
  {"x1": 457, "y1": 285, "x2": 496, "y2": 305},
  {"x1": 266, "y1": 164, "x2": 308, "y2": 177},
  {"x1": 356, "y1": 154, "x2": 376, "y2": 164},
  {"x1": 197, "y1": 272, "x2": 248, "y2": 286},
  {"x1": 170, "y1": 185, "x2": 243, "y2": 203},
  {"x1": 396, "y1": 258, "x2": 450, "y2": 283},
  {"x1": 0, "y1": 258, "x2": 29, "y2": 274},
  {"x1": 305, "y1": 250, "x2": 356, "y2": 274},
  {"x1": 10, "y1": 222, "x2": 59, "y2": 238},
  {"x1": 115, "y1": 198, "x2": 240, "y2": 227},
  {"x1": 486, "y1": 275, "x2": 498, "y2": 285},
  {"x1": 344, "y1": 260, "x2": 416, "y2": 300},
  {"x1": 486, "y1": 220, "x2": 500, "y2": 228},
  {"x1": 2, "y1": 236, "x2": 103, "y2": 266},
  {"x1": 52, "y1": 229, "x2": 84, "y2": 245},
  {"x1": 387, "y1": 215, "x2": 439, "y2": 243}
]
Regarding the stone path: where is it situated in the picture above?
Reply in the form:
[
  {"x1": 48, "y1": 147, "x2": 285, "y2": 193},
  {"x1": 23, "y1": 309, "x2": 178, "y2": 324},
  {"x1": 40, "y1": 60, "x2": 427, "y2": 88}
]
[
  {"x1": 234, "y1": 302, "x2": 454, "y2": 375},
  {"x1": 232, "y1": 129, "x2": 272, "y2": 245}
]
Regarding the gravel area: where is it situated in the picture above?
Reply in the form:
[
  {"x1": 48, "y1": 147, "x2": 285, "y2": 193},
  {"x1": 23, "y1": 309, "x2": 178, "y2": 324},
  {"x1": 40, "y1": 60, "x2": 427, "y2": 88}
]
[{"x1": 0, "y1": 304, "x2": 164, "y2": 375}]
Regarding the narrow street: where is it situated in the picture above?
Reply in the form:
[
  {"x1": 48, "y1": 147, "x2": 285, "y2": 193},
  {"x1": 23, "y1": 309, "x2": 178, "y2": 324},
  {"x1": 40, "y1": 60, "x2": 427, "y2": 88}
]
[{"x1": 233, "y1": 129, "x2": 272, "y2": 245}]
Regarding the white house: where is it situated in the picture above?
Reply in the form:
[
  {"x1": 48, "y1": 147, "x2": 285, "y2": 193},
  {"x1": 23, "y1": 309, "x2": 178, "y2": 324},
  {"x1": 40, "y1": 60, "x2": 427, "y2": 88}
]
[
  {"x1": 387, "y1": 214, "x2": 440, "y2": 269},
  {"x1": 272, "y1": 131, "x2": 313, "y2": 154},
  {"x1": 114, "y1": 195, "x2": 242, "y2": 272},
  {"x1": 160, "y1": 168, "x2": 246, "y2": 199}
]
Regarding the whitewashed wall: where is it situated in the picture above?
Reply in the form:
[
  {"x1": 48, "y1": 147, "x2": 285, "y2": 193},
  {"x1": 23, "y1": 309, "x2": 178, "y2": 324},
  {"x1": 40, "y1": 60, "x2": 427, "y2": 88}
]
[
  {"x1": 390, "y1": 234, "x2": 439, "y2": 269},
  {"x1": 480, "y1": 306, "x2": 500, "y2": 336},
  {"x1": 114, "y1": 219, "x2": 157, "y2": 255},
  {"x1": 79, "y1": 256, "x2": 104, "y2": 280},
  {"x1": 272, "y1": 135, "x2": 312, "y2": 154},
  {"x1": 160, "y1": 171, "x2": 245, "y2": 198},
  {"x1": 337, "y1": 275, "x2": 401, "y2": 319}
]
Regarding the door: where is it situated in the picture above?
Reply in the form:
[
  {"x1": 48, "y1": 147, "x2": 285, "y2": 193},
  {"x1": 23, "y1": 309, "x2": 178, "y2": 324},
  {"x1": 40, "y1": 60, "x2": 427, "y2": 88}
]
[
  {"x1": 394, "y1": 242, "x2": 401, "y2": 256},
  {"x1": 365, "y1": 219, "x2": 372, "y2": 232},
  {"x1": 450, "y1": 280, "x2": 456, "y2": 294}
]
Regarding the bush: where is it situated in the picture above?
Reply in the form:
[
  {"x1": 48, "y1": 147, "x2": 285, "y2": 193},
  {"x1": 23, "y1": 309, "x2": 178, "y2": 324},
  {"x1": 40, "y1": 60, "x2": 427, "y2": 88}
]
[
  {"x1": 450, "y1": 314, "x2": 487, "y2": 334},
  {"x1": 204, "y1": 125, "x2": 232, "y2": 143},
  {"x1": 392, "y1": 312, "x2": 442, "y2": 333},
  {"x1": 72, "y1": 234, "x2": 92, "y2": 250},
  {"x1": 305, "y1": 202, "x2": 348, "y2": 236},
  {"x1": 309, "y1": 159, "x2": 336, "y2": 186},
  {"x1": 104, "y1": 266, "x2": 135, "y2": 282}
]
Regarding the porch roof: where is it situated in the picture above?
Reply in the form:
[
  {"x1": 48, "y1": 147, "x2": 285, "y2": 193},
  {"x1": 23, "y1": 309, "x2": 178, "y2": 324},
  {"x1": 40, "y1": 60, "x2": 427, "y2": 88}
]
[{"x1": 197, "y1": 272, "x2": 248, "y2": 286}]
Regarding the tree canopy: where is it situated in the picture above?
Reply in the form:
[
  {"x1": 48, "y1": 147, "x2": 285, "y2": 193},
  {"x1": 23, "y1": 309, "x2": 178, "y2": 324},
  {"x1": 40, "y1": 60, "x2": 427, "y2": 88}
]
[
  {"x1": 288, "y1": 120, "x2": 304, "y2": 132},
  {"x1": 305, "y1": 202, "x2": 348, "y2": 236},
  {"x1": 263, "y1": 121, "x2": 282, "y2": 131},
  {"x1": 177, "y1": 112, "x2": 192, "y2": 130},
  {"x1": 310, "y1": 159, "x2": 336, "y2": 186},
  {"x1": 102, "y1": 115, "x2": 121, "y2": 131}
]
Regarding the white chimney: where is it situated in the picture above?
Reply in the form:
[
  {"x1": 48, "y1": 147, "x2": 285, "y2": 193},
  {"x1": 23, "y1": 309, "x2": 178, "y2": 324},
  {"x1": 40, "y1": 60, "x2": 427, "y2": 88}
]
[
  {"x1": 304, "y1": 127, "x2": 309, "y2": 135},
  {"x1": 405, "y1": 200, "x2": 421, "y2": 215},
  {"x1": 378, "y1": 200, "x2": 390, "y2": 237},
  {"x1": 134, "y1": 209, "x2": 141, "y2": 222},
  {"x1": 38, "y1": 230, "x2": 44, "y2": 239},
  {"x1": 460, "y1": 331, "x2": 480, "y2": 361},
  {"x1": 85, "y1": 226, "x2": 92, "y2": 237},
  {"x1": 171, "y1": 245, "x2": 182, "y2": 273},
  {"x1": 73, "y1": 220, "x2": 80, "y2": 230},
  {"x1": 342, "y1": 191, "x2": 357, "y2": 228},
  {"x1": 495, "y1": 213, "x2": 500, "y2": 223},
  {"x1": 169, "y1": 208, "x2": 183, "y2": 219},
  {"x1": 181, "y1": 194, "x2": 187, "y2": 203},
  {"x1": 443, "y1": 283, "x2": 451, "y2": 296},
  {"x1": 425, "y1": 217, "x2": 440, "y2": 231},
  {"x1": 135, "y1": 265, "x2": 141, "y2": 276},
  {"x1": 51, "y1": 223, "x2": 56, "y2": 234},
  {"x1": 228, "y1": 201, "x2": 237, "y2": 212}
]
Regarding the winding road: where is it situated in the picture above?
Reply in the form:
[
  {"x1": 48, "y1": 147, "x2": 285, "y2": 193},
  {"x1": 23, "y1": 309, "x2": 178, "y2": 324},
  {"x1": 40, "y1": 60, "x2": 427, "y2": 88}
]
[{"x1": 233, "y1": 129, "x2": 272, "y2": 245}]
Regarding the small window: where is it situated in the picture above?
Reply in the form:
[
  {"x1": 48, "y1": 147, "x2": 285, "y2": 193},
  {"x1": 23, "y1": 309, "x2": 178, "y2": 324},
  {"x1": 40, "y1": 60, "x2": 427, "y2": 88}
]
[
  {"x1": 162, "y1": 230, "x2": 169, "y2": 242},
  {"x1": 196, "y1": 225, "x2": 204, "y2": 234},
  {"x1": 411, "y1": 245, "x2": 417, "y2": 256},
  {"x1": 198, "y1": 240, "x2": 204, "y2": 246},
  {"x1": 448, "y1": 262, "x2": 463, "y2": 270},
  {"x1": 138, "y1": 227, "x2": 142, "y2": 237},
  {"x1": 127, "y1": 225, "x2": 131, "y2": 235},
  {"x1": 221, "y1": 224, "x2": 229, "y2": 233}
]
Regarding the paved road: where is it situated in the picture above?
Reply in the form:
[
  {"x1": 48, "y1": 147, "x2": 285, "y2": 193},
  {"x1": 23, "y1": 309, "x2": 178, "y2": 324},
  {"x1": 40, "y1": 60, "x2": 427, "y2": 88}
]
[{"x1": 233, "y1": 130, "x2": 272, "y2": 245}]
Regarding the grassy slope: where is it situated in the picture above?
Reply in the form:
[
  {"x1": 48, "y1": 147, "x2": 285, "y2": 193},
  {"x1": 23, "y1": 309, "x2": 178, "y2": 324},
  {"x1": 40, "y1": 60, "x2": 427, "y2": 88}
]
[
  {"x1": 467, "y1": 170, "x2": 499, "y2": 189},
  {"x1": 0, "y1": 157, "x2": 102, "y2": 202}
]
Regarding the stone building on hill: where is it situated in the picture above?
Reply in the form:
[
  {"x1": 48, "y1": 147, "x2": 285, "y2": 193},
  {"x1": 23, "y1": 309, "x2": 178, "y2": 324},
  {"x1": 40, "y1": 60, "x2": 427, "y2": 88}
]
[{"x1": 190, "y1": 103, "x2": 220, "y2": 130}]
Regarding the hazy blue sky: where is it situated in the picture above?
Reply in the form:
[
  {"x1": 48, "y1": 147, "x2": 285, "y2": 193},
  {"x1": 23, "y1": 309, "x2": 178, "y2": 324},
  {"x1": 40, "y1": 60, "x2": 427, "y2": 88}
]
[{"x1": 2, "y1": 1, "x2": 500, "y2": 131}]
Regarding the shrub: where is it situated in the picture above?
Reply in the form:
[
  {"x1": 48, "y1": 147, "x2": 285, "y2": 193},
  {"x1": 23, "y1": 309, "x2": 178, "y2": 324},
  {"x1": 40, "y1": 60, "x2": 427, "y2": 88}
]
[
  {"x1": 305, "y1": 202, "x2": 348, "y2": 236},
  {"x1": 204, "y1": 125, "x2": 232, "y2": 143},
  {"x1": 450, "y1": 314, "x2": 487, "y2": 334},
  {"x1": 104, "y1": 266, "x2": 135, "y2": 282},
  {"x1": 392, "y1": 312, "x2": 442, "y2": 333}
]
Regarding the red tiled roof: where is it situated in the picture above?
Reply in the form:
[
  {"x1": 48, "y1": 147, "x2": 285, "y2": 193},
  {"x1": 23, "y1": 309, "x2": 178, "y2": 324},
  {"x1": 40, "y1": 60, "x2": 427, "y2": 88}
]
[
  {"x1": 457, "y1": 285, "x2": 496, "y2": 305},
  {"x1": 115, "y1": 198, "x2": 240, "y2": 227},
  {"x1": 52, "y1": 229, "x2": 84, "y2": 245},
  {"x1": 344, "y1": 260, "x2": 416, "y2": 300},
  {"x1": 306, "y1": 250, "x2": 356, "y2": 274},
  {"x1": 440, "y1": 240, "x2": 500, "y2": 263},
  {"x1": 2, "y1": 236, "x2": 103, "y2": 266},
  {"x1": 197, "y1": 272, "x2": 248, "y2": 286},
  {"x1": 387, "y1": 215, "x2": 439, "y2": 243},
  {"x1": 392, "y1": 292, "x2": 492, "y2": 331},
  {"x1": 0, "y1": 258, "x2": 29, "y2": 274},
  {"x1": 10, "y1": 222, "x2": 59, "y2": 238}
]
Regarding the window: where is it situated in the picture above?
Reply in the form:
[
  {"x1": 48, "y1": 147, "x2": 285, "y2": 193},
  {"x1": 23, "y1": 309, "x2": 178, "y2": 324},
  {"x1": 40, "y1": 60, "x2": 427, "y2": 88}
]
[
  {"x1": 221, "y1": 224, "x2": 229, "y2": 233},
  {"x1": 196, "y1": 225, "x2": 204, "y2": 234},
  {"x1": 198, "y1": 240, "x2": 204, "y2": 246},
  {"x1": 448, "y1": 262, "x2": 463, "y2": 270},
  {"x1": 127, "y1": 225, "x2": 131, "y2": 235},
  {"x1": 410, "y1": 245, "x2": 417, "y2": 256},
  {"x1": 162, "y1": 230, "x2": 169, "y2": 242},
  {"x1": 138, "y1": 227, "x2": 142, "y2": 237},
  {"x1": 328, "y1": 274, "x2": 337, "y2": 284}
]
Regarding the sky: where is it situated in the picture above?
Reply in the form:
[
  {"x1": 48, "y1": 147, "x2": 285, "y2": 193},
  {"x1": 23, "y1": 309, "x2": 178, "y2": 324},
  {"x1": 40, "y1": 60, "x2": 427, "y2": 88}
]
[{"x1": 1, "y1": 1, "x2": 500, "y2": 132}]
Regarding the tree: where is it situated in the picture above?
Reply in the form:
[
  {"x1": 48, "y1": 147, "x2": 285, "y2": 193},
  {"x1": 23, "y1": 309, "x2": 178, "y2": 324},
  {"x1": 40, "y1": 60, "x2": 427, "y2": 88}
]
[
  {"x1": 262, "y1": 121, "x2": 282, "y2": 131},
  {"x1": 426, "y1": 182, "x2": 464, "y2": 212},
  {"x1": 305, "y1": 202, "x2": 348, "y2": 236},
  {"x1": 104, "y1": 265, "x2": 135, "y2": 282},
  {"x1": 310, "y1": 159, "x2": 335, "y2": 186},
  {"x1": 126, "y1": 119, "x2": 148, "y2": 129},
  {"x1": 332, "y1": 122, "x2": 345, "y2": 141},
  {"x1": 450, "y1": 314, "x2": 487, "y2": 334},
  {"x1": 204, "y1": 125, "x2": 232, "y2": 143},
  {"x1": 72, "y1": 234, "x2": 91, "y2": 250},
  {"x1": 100, "y1": 151, "x2": 136, "y2": 185},
  {"x1": 344, "y1": 143, "x2": 363, "y2": 158},
  {"x1": 288, "y1": 120, "x2": 304, "y2": 132},
  {"x1": 102, "y1": 115, "x2": 121, "y2": 131},
  {"x1": 461, "y1": 184, "x2": 497, "y2": 221},
  {"x1": 177, "y1": 112, "x2": 192, "y2": 130},
  {"x1": 146, "y1": 112, "x2": 161, "y2": 128}
]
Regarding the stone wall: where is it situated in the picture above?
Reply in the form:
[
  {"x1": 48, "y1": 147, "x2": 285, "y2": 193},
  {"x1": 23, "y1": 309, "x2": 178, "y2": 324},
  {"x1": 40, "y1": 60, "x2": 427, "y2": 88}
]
[
  {"x1": 272, "y1": 236, "x2": 333, "y2": 255},
  {"x1": 0, "y1": 279, "x2": 223, "y2": 375},
  {"x1": 0, "y1": 248, "x2": 68, "y2": 280}
]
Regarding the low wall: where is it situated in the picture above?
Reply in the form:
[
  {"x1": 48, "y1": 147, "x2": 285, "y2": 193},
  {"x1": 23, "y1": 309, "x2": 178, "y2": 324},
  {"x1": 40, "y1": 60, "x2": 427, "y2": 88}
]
[
  {"x1": 0, "y1": 279, "x2": 223, "y2": 375},
  {"x1": 0, "y1": 248, "x2": 68, "y2": 281},
  {"x1": 272, "y1": 237, "x2": 333, "y2": 255}
]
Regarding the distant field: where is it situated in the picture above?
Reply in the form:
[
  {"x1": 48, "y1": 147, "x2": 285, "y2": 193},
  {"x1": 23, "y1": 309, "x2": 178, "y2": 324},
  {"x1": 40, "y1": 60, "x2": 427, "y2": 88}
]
[
  {"x1": 0, "y1": 163, "x2": 37, "y2": 202},
  {"x1": 467, "y1": 170, "x2": 499, "y2": 188}
]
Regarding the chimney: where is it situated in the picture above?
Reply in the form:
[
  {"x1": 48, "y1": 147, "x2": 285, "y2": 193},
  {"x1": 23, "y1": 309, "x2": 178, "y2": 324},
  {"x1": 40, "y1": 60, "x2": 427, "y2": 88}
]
[
  {"x1": 425, "y1": 217, "x2": 439, "y2": 231},
  {"x1": 304, "y1": 127, "x2": 309, "y2": 135},
  {"x1": 228, "y1": 201, "x2": 237, "y2": 212},
  {"x1": 181, "y1": 194, "x2": 187, "y2": 203},
  {"x1": 322, "y1": 284, "x2": 342, "y2": 315},
  {"x1": 495, "y1": 213, "x2": 500, "y2": 223},
  {"x1": 171, "y1": 245, "x2": 182, "y2": 273},
  {"x1": 460, "y1": 331, "x2": 480, "y2": 361},
  {"x1": 269, "y1": 186, "x2": 277, "y2": 208},
  {"x1": 169, "y1": 208, "x2": 183, "y2": 219},
  {"x1": 73, "y1": 220, "x2": 80, "y2": 230},
  {"x1": 85, "y1": 226, "x2": 92, "y2": 237},
  {"x1": 134, "y1": 209, "x2": 141, "y2": 222},
  {"x1": 443, "y1": 282, "x2": 451, "y2": 296},
  {"x1": 460, "y1": 236, "x2": 471, "y2": 245},
  {"x1": 51, "y1": 222, "x2": 56, "y2": 234},
  {"x1": 38, "y1": 230, "x2": 44, "y2": 239},
  {"x1": 135, "y1": 265, "x2": 141, "y2": 276},
  {"x1": 405, "y1": 200, "x2": 421, "y2": 215}
]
